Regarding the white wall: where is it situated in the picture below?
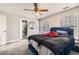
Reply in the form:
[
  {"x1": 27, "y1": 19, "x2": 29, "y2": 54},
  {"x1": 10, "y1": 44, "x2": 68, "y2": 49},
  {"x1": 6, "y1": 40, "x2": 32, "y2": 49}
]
[
  {"x1": 0, "y1": 10, "x2": 22, "y2": 42},
  {"x1": 0, "y1": 10, "x2": 39, "y2": 43},
  {"x1": 40, "y1": 6, "x2": 79, "y2": 40},
  {"x1": 27, "y1": 19, "x2": 39, "y2": 36},
  {"x1": 40, "y1": 7, "x2": 79, "y2": 27}
]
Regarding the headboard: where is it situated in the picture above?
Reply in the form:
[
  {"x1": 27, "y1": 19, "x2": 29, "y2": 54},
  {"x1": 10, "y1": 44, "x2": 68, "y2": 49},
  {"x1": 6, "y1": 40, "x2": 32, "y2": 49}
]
[{"x1": 50, "y1": 27, "x2": 73, "y2": 36}]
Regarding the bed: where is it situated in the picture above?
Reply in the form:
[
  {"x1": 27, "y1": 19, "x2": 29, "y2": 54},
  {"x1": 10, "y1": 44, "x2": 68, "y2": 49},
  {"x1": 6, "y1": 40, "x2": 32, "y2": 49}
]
[{"x1": 28, "y1": 27, "x2": 75, "y2": 55}]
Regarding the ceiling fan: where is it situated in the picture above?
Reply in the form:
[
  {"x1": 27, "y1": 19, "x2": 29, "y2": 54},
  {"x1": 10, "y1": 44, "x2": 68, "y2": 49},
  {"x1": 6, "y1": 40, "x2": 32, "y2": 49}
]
[{"x1": 24, "y1": 3, "x2": 48, "y2": 15}]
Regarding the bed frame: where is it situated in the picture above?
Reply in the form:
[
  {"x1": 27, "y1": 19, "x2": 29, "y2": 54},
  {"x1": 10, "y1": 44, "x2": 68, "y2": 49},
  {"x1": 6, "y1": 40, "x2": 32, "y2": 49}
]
[{"x1": 28, "y1": 27, "x2": 74, "y2": 55}]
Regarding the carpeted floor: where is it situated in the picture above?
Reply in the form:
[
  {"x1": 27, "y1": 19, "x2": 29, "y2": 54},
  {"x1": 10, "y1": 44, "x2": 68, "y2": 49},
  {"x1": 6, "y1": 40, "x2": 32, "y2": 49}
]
[
  {"x1": 0, "y1": 40, "x2": 31, "y2": 55},
  {"x1": 0, "y1": 40, "x2": 79, "y2": 55}
]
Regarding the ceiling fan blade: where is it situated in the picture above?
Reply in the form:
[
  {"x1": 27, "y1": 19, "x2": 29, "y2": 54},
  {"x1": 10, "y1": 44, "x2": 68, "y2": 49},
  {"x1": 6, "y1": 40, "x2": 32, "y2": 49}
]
[
  {"x1": 39, "y1": 9, "x2": 48, "y2": 12},
  {"x1": 24, "y1": 9, "x2": 33, "y2": 11}
]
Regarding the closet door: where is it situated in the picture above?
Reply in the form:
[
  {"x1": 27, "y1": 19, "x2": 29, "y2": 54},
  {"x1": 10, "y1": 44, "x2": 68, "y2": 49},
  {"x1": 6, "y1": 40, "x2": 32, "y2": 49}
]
[{"x1": 0, "y1": 15, "x2": 6, "y2": 45}]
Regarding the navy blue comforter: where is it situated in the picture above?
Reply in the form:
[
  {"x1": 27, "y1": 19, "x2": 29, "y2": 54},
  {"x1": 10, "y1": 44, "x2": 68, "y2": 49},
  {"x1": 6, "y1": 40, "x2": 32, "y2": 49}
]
[{"x1": 28, "y1": 35, "x2": 75, "y2": 55}]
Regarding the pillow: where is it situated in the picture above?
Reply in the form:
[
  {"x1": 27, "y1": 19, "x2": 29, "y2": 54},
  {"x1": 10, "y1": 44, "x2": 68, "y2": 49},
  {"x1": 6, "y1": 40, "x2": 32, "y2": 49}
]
[
  {"x1": 49, "y1": 32, "x2": 58, "y2": 37},
  {"x1": 56, "y1": 30, "x2": 68, "y2": 35},
  {"x1": 43, "y1": 32, "x2": 58, "y2": 37}
]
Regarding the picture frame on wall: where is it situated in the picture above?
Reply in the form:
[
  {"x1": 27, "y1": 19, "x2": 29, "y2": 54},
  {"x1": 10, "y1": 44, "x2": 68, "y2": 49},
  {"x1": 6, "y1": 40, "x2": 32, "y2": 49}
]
[{"x1": 29, "y1": 21, "x2": 35, "y2": 30}]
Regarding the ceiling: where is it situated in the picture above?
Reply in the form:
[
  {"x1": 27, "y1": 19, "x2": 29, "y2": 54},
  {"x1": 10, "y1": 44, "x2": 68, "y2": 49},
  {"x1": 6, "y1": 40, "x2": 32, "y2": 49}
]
[{"x1": 0, "y1": 3, "x2": 79, "y2": 19}]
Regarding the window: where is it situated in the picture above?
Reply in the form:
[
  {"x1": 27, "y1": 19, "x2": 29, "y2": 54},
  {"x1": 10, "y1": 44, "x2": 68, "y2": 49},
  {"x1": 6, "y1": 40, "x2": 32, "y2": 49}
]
[
  {"x1": 61, "y1": 15, "x2": 77, "y2": 28},
  {"x1": 61, "y1": 13, "x2": 79, "y2": 39}
]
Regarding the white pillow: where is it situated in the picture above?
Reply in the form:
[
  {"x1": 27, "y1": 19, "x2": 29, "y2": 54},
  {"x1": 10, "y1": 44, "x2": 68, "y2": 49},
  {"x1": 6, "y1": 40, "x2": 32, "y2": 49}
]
[{"x1": 56, "y1": 30, "x2": 68, "y2": 35}]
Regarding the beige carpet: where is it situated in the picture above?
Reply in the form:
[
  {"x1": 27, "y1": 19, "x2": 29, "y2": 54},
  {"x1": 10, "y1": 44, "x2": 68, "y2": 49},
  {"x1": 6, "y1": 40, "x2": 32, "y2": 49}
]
[
  {"x1": 0, "y1": 40, "x2": 33, "y2": 55},
  {"x1": 0, "y1": 40, "x2": 79, "y2": 55}
]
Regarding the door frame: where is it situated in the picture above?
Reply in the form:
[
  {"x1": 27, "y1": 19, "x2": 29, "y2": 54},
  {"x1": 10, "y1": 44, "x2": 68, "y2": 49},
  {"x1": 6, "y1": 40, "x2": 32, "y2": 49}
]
[{"x1": 20, "y1": 18, "x2": 28, "y2": 40}]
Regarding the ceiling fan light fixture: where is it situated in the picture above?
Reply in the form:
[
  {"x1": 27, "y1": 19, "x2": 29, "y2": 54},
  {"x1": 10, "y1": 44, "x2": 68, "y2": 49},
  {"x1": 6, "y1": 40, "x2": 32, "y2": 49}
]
[
  {"x1": 36, "y1": 13, "x2": 40, "y2": 16},
  {"x1": 24, "y1": 3, "x2": 48, "y2": 16}
]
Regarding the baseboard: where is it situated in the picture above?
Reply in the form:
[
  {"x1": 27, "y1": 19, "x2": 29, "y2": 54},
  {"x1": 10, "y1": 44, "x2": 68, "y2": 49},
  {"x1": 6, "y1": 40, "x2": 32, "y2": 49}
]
[{"x1": 7, "y1": 39, "x2": 21, "y2": 44}]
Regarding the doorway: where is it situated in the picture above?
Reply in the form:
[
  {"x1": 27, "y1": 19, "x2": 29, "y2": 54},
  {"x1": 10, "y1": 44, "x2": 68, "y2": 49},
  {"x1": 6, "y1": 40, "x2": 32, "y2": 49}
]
[
  {"x1": 21, "y1": 20, "x2": 28, "y2": 39},
  {"x1": 20, "y1": 19, "x2": 28, "y2": 39}
]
